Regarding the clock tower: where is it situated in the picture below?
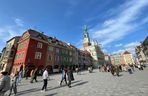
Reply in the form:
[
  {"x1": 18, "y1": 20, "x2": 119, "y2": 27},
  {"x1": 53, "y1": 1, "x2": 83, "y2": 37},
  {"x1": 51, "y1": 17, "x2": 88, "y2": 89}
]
[{"x1": 83, "y1": 25, "x2": 91, "y2": 48}]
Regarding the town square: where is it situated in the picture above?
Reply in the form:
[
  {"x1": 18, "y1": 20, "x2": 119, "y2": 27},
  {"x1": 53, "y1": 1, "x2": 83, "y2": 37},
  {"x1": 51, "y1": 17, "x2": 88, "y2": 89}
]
[{"x1": 0, "y1": 0, "x2": 148, "y2": 96}]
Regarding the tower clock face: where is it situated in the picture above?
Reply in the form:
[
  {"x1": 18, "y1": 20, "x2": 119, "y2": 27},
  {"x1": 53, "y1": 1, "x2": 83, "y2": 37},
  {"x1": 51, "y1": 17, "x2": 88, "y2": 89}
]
[{"x1": 84, "y1": 38, "x2": 88, "y2": 42}]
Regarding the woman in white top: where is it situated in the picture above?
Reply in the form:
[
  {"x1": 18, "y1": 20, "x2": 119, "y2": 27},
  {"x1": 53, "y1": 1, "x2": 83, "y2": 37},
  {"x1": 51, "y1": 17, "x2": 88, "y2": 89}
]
[{"x1": 41, "y1": 68, "x2": 48, "y2": 92}]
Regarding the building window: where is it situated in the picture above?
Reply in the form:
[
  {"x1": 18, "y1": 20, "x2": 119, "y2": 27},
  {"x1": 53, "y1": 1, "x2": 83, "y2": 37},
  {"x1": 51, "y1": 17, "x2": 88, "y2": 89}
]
[
  {"x1": 65, "y1": 50, "x2": 68, "y2": 55},
  {"x1": 18, "y1": 44, "x2": 20, "y2": 49},
  {"x1": 22, "y1": 53, "x2": 25, "y2": 58},
  {"x1": 35, "y1": 52, "x2": 42, "y2": 59},
  {"x1": 69, "y1": 58, "x2": 72, "y2": 62},
  {"x1": 62, "y1": 49, "x2": 65, "y2": 54},
  {"x1": 69, "y1": 51, "x2": 72, "y2": 56},
  {"x1": 5, "y1": 51, "x2": 9, "y2": 56},
  {"x1": 48, "y1": 37, "x2": 52, "y2": 43},
  {"x1": 10, "y1": 51, "x2": 14, "y2": 57},
  {"x1": 67, "y1": 57, "x2": 69, "y2": 62},
  {"x1": 56, "y1": 48, "x2": 59, "y2": 53},
  {"x1": 37, "y1": 42, "x2": 43, "y2": 49},
  {"x1": 48, "y1": 55, "x2": 52, "y2": 60},
  {"x1": 48, "y1": 46, "x2": 53, "y2": 51},
  {"x1": 21, "y1": 53, "x2": 25, "y2": 58},
  {"x1": 57, "y1": 56, "x2": 59, "y2": 61},
  {"x1": 17, "y1": 54, "x2": 19, "y2": 59}
]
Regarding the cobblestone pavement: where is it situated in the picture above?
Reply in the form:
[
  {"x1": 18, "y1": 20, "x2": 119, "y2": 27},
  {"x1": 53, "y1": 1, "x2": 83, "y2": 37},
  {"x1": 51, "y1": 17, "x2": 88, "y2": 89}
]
[{"x1": 13, "y1": 68, "x2": 148, "y2": 96}]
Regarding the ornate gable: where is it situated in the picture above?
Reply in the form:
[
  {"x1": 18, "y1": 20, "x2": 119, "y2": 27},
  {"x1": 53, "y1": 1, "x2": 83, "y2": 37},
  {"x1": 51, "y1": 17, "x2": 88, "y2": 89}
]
[
  {"x1": 20, "y1": 32, "x2": 30, "y2": 41},
  {"x1": 36, "y1": 34, "x2": 45, "y2": 40}
]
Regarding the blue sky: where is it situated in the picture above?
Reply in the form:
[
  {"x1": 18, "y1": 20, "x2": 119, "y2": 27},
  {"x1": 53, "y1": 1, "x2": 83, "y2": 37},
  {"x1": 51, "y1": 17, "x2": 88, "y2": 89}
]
[{"x1": 0, "y1": 0, "x2": 148, "y2": 54}]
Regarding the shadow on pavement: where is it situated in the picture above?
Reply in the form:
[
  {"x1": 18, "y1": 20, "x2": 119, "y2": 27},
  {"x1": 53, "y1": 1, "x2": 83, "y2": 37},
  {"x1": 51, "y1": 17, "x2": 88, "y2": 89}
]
[
  {"x1": 113, "y1": 74, "x2": 123, "y2": 77},
  {"x1": 72, "y1": 81, "x2": 88, "y2": 87},
  {"x1": 46, "y1": 80, "x2": 82, "y2": 91},
  {"x1": 77, "y1": 73, "x2": 86, "y2": 75},
  {"x1": 29, "y1": 78, "x2": 54, "y2": 83},
  {"x1": 118, "y1": 74, "x2": 123, "y2": 77},
  {"x1": 17, "y1": 80, "x2": 84, "y2": 95},
  {"x1": 45, "y1": 93, "x2": 57, "y2": 96},
  {"x1": 86, "y1": 71, "x2": 96, "y2": 74},
  {"x1": 16, "y1": 87, "x2": 51, "y2": 96},
  {"x1": 71, "y1": 80, "x2": 82, "y2": 84}
]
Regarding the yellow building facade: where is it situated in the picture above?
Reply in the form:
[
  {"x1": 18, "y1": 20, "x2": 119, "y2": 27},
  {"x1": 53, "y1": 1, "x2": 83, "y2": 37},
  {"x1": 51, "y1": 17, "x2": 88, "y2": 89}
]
[{"x1": 122, "y1": 51, "x2": 135, "y2": 65}]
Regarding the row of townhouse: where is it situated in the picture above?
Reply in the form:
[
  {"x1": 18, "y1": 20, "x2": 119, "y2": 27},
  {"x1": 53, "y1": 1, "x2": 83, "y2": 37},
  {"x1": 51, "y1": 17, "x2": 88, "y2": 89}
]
[
  {"x1": 0, "y1": 29, "x2": 93, "y2": 74},
  {"x1": 135, "y1": 36, "x2": 148, "y2": 64},
  {"x1": 110, "y1": 51, "x2": 135, "y2": 65}
]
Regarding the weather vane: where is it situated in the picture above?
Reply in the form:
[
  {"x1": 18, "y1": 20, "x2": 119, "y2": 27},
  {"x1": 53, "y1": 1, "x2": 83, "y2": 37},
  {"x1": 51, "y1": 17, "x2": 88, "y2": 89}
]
[{"x1": 83, "y1": 25, "x2": 88, "y2": 32}]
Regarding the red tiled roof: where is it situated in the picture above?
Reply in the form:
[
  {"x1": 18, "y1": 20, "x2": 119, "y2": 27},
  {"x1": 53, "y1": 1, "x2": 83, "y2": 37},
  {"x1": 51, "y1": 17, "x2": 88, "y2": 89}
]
[
  {"x1": 123, "y1": 51, "x2": 131, "y2": 54},
  {"x1": 22, "y1": 29, "x2": 77, "y2": 50}
]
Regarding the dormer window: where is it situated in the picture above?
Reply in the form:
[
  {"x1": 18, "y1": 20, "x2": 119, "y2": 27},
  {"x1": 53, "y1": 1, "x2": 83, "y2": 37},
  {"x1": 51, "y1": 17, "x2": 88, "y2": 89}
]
[
  {"x1": 48, "y1": 37, "x2": 52, "y2": 43},
  {"x1": 37, "y1": 42, "x2": 43, "y2": 49}
]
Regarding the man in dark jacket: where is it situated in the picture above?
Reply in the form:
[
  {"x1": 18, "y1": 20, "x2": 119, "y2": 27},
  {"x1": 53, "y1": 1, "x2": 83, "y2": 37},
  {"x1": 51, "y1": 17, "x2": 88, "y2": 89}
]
[
  {"x1": 0, "y1": 71, "x2": 11, "y2": 96},
  {"x1": 9, "y1": 71, "x2": 19, "y2": 96},
  {"x1": 115, "y1": 65, "x2": 120, "y2": 76},
  {"x1": 67, "y1": 67, "x2": 74, "y2": 88}
]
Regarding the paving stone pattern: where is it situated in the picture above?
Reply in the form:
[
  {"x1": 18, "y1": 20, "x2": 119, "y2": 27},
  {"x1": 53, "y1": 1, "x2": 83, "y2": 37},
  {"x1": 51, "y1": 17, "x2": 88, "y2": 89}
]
[{"x1": 13, "y1": 68, "x2": 148, "y2": 96}]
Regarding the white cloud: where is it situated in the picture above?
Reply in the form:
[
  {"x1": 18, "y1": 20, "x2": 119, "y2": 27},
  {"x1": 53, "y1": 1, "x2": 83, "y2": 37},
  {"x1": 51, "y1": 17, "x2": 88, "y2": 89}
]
[
  {"x1": 124, "y1": 42, "x2": 140, "y2": 54},
  {"x1": 124, "y1": 42, "x2": 140, "y2": 48},
  {"x1": 112, "y1": 49, "x2": 125, "y2": 54},
  {"x1": 115, "y1": 43, "x2": 123, "y2": 47},
  {"x1": 0, "y1": 18, "x2": 25, "y2": 51},
  {"x1": 90, "y1": 0, "x2": 148, "y2": 45},
  {"x1": 103, "y1": 19, "x2": 116, "y2": 27},
  {"x1": 113, "y1": 41, "x2": 140, "y2": 55},
  {"x1": 14, "y1": 18, "x2": 24, "y2": 27},
  {"x1": 0, "y1": 26, "x2": 24, "y2": 42}
]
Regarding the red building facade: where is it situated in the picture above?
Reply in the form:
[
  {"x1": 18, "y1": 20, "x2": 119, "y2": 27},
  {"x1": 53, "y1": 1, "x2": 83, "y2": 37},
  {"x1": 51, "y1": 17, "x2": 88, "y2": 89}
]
[{"x1": 12, "y1": 29, "x2": 48, "y2": 73}]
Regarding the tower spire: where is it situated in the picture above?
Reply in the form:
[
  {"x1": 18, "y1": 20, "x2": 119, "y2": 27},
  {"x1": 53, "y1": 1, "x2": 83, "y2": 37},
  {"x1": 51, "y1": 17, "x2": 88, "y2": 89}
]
[
  {"x1": 83, "y1": 25, "x2": 91, "y2": 48},
  {"x1": 83, "y1": 25, "x2": 88, "y2": 33}
]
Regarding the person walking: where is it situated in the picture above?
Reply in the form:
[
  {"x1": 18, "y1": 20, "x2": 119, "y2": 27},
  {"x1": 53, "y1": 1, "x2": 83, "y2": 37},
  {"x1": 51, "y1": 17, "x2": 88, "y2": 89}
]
[
  {"x1": 98, "y1": 66, "x2": 101, "y2": 72},
  {"x1": 18, "y1": 70, "x2": 23, "y2": 85},
  {"x1": 60, "y1": 67, "x2": 67, "y2": 86},
  {"x1": 115, "y1": 65, "x2": 120, "y2": 76},
  {"x1": 41, "y1": 68, "x2": 48, "y2": 92},
  {"x1": 67, "y1": 67, "x2": 74, "y2": 88},
  {"x1": 127, "y1": 65, "x2": 133, "y2": 74},
  {"x1": 9, "y1": 71, "x2": 19, "y2": 96},
  {"x1": 0, "y1": 71, "x2": 11, "y2": 96},
  {"x1": 24, "y1": 68, "x2": 29, "y2": 80},
  {"x1": 119, "y1": 65, "x2": 122, "y2": 72},
  {"x1": 110, "y1": 65, "x2": 115, "y2": 76},
  {"x1": 30, "y1": 68, "x2": 38, "y2": 83},
  {"x1": 131, "y1": 64, "x2": 135, "y2": 72},
  {"x1": 75, "y1": 67, "x2": 79, "y2": 75},
  {"x1": 67, "y1": 67, "x2": 71, "y2": 88},
  {"x1": 88, "y1": 66, "x2": 92, "y2": 73}
]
